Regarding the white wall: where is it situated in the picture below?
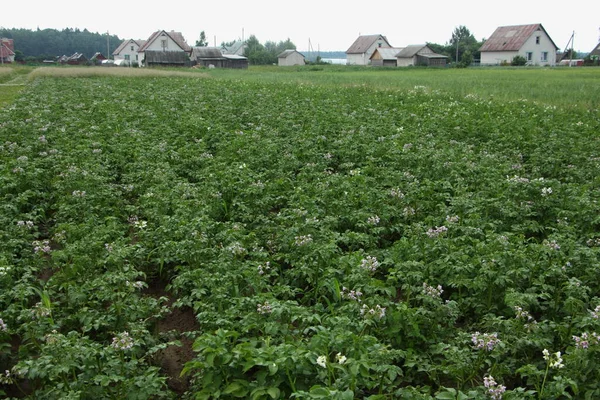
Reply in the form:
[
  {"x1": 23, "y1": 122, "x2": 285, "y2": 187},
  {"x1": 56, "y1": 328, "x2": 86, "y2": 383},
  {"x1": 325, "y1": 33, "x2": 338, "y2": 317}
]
[
  {"x1": 114, "y1": 40, "x2": 141, "y2": 64},
  {"x1": 481, "y1": 51, "x2": 518, "y2": 65},
  {"x1": 518, "y1": 30, "x2": 556, "y2": 66},
  {"x1": 279, "y1": 52, "x2": 305, "y2": 66}
]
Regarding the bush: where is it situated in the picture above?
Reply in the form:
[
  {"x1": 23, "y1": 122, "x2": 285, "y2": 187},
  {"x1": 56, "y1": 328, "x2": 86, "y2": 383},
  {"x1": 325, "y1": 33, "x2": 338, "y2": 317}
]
[{"x1": 511, "y1": 55, "x2": 527, "y2": 66}]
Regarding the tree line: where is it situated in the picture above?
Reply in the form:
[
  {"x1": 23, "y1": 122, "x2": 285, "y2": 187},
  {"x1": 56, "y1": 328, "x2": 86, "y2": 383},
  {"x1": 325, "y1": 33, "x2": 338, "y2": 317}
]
[{"x1": 0, "y1": 27, "x2": 121, "y2": 62}]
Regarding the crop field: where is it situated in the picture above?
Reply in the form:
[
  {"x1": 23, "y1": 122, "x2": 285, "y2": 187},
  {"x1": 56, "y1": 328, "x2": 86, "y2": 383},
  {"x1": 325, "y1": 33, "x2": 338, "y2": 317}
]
[{"x1": 0, "y1": 66, "x2": 600, "y2": 399}]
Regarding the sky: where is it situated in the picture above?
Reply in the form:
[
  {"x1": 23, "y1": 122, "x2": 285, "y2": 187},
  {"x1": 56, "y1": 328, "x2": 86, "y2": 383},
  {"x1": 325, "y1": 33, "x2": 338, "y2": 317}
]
[{"x1": 3, "y1": 0, "x2": 599, "y2": 54}]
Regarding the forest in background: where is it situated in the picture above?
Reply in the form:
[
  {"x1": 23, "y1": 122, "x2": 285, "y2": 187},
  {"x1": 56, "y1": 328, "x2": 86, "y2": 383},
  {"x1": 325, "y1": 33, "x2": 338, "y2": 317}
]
[{"x1": 0, "y1": 28, "x2": 121, "y2": 62}]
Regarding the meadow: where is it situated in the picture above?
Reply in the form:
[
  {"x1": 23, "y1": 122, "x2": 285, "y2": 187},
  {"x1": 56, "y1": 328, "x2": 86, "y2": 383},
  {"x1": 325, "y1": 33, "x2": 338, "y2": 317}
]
[{"x1": 0, "y1": 65, "x2": 599, "y2": 399}]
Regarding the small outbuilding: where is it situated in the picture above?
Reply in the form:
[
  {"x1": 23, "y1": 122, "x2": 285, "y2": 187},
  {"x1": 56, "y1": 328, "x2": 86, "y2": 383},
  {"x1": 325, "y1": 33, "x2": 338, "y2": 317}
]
[
  {"x1": 370, "y1": 47, "x2": 404, "y2": 66},
  {"x1": 277, "y1": 50, "x2": 305, "y2": 66},
  {"x1": 396, "y1": 45, "x2": 448, "y2": 67},
  {"x1": 192, "y1": 47, "x2": 248, "y2": 69}
]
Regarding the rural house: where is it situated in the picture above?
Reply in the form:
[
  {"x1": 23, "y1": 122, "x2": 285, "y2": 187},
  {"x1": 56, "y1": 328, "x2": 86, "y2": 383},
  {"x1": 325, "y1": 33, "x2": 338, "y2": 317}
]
[
  {"x1": 138, "y1": 30, "x2": 192, "y2": 67},
  {"x1": 192, "y1": 47, "x2": 248, "y2": 69},
  {"x1": 590, "y1": 42, "x2": 600, "y2": 60},
  {"x1": 479, "y1": 24, "x2": 558, "y2": 66},
  {"x1": 113, "y1": 39, "x2": 146, "y2": 66},
  {"x1": 59, "y1": 52, "x2": 87, "y2": 65},
  {"x1": 395, "y1": 45, "x2": 448, "y2": 67},
  {"x1": 370, "y1": 47, "x2": 404, "y2": 66},
  {"x1": 346, "y1": 34, "x2": 391, "y2": 65},
  {"x1": 277, "y1": 49, "x2": 305, "y2": 66},
  {"x1": 90, "y1": 52, "x2": 107, "y2": 65},
  {"x1": 0, "y1": 38, "x2": 15, "y2": 63}
]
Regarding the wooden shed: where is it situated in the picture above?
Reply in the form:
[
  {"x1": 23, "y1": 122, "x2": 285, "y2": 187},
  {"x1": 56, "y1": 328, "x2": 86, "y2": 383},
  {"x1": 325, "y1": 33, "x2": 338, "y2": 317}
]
[
  {"x1": 370, "y1": 47, "x2": 404, "y2": 66},
  {"x1": 144, "y1": 50, "x2": 192, "y2": 67},
  {"x1": 192, "y1": 47, "x2": 248, "y2": 69},
  {"x1": 396, "y1": 45, "x2": 448, "y2": 67}
]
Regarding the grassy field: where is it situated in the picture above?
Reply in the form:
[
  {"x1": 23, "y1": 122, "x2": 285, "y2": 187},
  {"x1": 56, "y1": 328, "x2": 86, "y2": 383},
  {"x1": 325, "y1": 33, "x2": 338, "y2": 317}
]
[
  {"x1": 204, "y1": 65, "x2": 600, "y2": 110},
  {"x1": 0, "y1": 65, "x2": 599, "y2": 399},
  {"x1": 2, "y1": 64, "x2": 599, "y2": 110}
]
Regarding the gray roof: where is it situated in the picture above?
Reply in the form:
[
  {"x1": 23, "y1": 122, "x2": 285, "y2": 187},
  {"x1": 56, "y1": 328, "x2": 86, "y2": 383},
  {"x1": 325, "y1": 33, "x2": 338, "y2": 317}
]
[
  {"x1": 277, "y1": 49, "x2": 304, "y2": 58},
  {"x1": 396, "y1": 45, "x2": 428, "y2": 58},
  {"x1": 346, "y1": 34, "x2": 391, "y2": 54},
  {"x1": 590, "y1": 42, "x2": 600, "y2": 57},
  {"x1": 479, "y1": 24, "x2": 557, "y2": 52},
  {"x1": 370, "y1": 47, "x2": 404, "y2": 60},
  {"x1": 222, "y1": 41, "x2": 247, "y2": 55},
  {"x1": 193, "y1": 47, "x2": 225, "y2": 59},
  {"x1": 145, "y1": 50, "x2": 190, "y2": 64}
]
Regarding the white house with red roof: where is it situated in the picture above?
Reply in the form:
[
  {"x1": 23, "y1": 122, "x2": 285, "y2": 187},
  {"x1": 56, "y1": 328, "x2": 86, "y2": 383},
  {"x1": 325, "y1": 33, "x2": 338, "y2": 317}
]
[{"x1": 479, "y1": 24, "x2": 558, "y2": 66}]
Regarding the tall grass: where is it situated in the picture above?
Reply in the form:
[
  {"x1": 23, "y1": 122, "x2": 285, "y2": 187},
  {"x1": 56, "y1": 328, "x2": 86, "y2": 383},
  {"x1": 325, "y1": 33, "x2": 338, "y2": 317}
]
[
  {"x1": 27, "y1": 66, "x2": 210, "y2": 79},
  {"x1": 207, "y1": 65, "x2": 600, "y2": 110}
]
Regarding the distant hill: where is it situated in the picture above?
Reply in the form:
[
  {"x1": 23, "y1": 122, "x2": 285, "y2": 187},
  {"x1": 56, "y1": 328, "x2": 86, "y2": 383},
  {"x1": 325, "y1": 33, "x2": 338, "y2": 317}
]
[{"x1": 0, "y1": 27, "x2": 122, "y2": 60}]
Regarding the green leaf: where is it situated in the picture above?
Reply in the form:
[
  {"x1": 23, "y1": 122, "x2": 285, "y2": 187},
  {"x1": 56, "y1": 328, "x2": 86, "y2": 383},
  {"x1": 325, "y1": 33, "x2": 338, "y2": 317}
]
[
  {"x1": 223, "y1": 380, "x2": 249, "y2": 397},
  {"x1": 267, "y1": 387, "x2": 281, "y2": 399}
]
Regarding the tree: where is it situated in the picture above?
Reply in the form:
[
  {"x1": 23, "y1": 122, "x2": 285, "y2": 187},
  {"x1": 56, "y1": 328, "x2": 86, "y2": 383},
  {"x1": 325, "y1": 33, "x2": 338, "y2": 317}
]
[
  {"x1": 196, "y1": 31, "x2": 208, "y2": 47},
  {"x1": 243, "y1": 35, "x2": 297, "y2": 65}
]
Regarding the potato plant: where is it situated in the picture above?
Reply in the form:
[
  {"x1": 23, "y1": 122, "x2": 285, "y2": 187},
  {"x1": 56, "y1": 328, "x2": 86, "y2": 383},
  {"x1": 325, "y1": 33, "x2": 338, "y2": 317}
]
[{"x1": 0, "y1": 73, "x2": 599, "y2": 399}]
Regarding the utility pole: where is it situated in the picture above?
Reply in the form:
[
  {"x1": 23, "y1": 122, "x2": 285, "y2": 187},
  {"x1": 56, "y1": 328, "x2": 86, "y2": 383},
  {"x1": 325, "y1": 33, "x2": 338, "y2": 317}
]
[
  {"x1": 106, "y1": 31, "x2": 110, "y2": 60},
  {"x1": 454, "y1": 30, "x2": 460, "y2": 63},
  {"x1": 569, "y1": 31, "x2": 574, "y2": 67}
]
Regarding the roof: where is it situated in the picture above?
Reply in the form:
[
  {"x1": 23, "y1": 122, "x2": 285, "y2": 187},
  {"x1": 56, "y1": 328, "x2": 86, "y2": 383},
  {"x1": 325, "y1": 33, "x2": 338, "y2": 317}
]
[
  {"x1": 591, "y1": 42, "x2": 600, "y2": 57},
  {"x1": 145, "y1": 50, "x2": 190, "y2": 64},
  {"x1": 479, "y1": 24, "x2": 558, "y2": 52},
  {"x1": 139, "y1": 30, "x2": 191, "y2": 53},
  {"x1": 90, "y1": 52, "x2": 106, "y2": 60},
  {"x1": 277, "y1": 49, "x2": 304, "y2": 58},
  {"x1": 370, "y1": 47, "x2": 404, "y2": 60},
  {"x1": 396, "y1": 45, "x2": 429, "y2": 58},
  {"x1": 192, "y1": 47, "x2": 225, "y2": 59},
  {"x1": 0, "y1": 43, "x2": 15, "y2": 58},
  {"x1": 113, "y1": 39, "x2": 145, "y2": 55},
  {"x1": 346, "y1": 34, "x2": 391, "y2": 54},
  {"x1": 222, "y1": 40, "x2": 247, "y2": 55},
  {"x1": 1, "y1": 38, "x2": 14, "y2": 51},
  {"x1": 223, "y1": 54, "x2": 248, "y2": 60}
]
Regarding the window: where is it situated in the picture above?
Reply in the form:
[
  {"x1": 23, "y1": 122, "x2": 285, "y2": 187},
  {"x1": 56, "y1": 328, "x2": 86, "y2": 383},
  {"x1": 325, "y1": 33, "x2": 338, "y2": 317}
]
[
  {"x1": 135, "y1": 54, "x2": 139, "y2": 61},
  {"x1": 526, "y1": 52, "x2": 533, "y2": 62},
  {"x1": 161, "y1": 40, "x2": 168, "y2": 49},
  {"x1": 130, "y1": 45, "x2": 134, "y2": 51},
  {"x1": 124, "y1": 54, "x2": 130, "y2": 60},
  {"x1": 541, "y1": 52, "x2": 548, "y2": 62},
  {"x1": 536, "y1": 36, "x2": 540, "y2": 44}
]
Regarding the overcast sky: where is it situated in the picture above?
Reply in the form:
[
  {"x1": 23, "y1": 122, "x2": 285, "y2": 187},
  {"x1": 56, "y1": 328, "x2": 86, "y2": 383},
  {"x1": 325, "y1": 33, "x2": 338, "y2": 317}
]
[{"x1": 3, "y1": 0, "x2": 599, "y2": 53}]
